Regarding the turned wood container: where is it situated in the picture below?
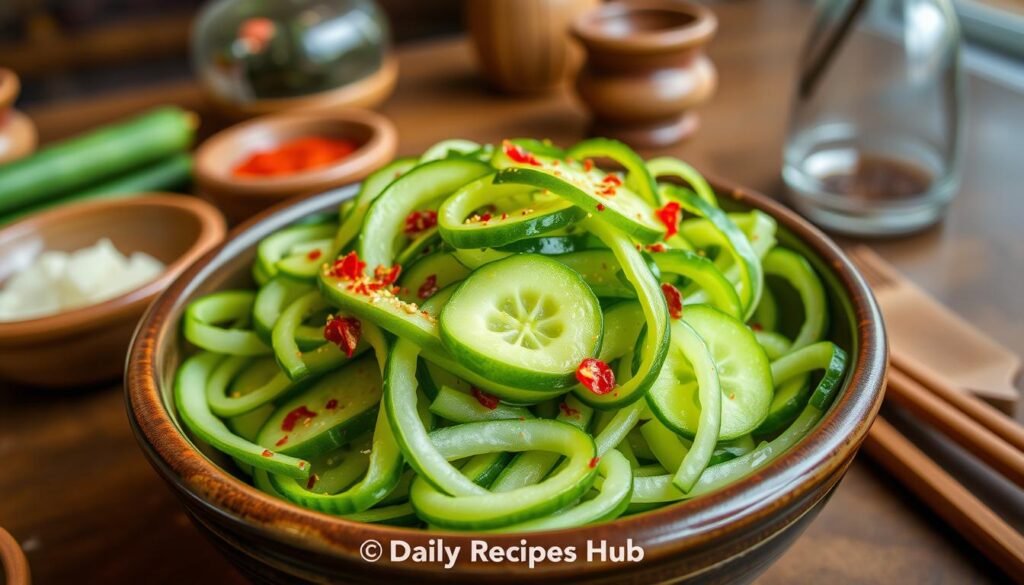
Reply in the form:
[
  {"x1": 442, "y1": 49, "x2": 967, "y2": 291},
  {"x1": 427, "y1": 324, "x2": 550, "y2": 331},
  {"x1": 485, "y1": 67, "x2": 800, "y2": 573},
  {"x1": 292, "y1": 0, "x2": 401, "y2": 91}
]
[
  {"x1": 571, "y1": 0, "x2": 717, "y2": 148},
  {"x1": 466, "y1": 0, "x2": 598, "y2": 94}
]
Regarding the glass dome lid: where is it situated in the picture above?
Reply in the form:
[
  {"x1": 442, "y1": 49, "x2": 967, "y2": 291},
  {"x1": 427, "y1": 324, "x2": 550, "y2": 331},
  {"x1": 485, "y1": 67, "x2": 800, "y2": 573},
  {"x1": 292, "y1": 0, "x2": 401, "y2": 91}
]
[{"x1": 193, "y1": 0, "x2": 390, "y2": 106}]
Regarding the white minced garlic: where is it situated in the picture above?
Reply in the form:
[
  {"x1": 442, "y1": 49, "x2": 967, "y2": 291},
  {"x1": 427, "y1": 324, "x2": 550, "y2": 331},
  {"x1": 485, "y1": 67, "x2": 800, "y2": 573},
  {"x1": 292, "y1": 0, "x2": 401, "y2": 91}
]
[{"x1": 0, "y1": 238, "x2": 165, "y2": 321}]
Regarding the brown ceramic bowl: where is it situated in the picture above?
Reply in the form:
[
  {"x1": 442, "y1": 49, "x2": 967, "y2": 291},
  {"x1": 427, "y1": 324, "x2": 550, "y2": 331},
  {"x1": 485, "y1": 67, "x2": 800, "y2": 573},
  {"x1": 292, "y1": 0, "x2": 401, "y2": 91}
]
[
  {"x1": 194, "y1": 109, "x2": 397, "y2": 224},
  {"x1": 126, "y1": 176, "x2": 886, "y2": 583},
  {"x1": 0, "y1": 195, "x2": 226, "y2": 388}
]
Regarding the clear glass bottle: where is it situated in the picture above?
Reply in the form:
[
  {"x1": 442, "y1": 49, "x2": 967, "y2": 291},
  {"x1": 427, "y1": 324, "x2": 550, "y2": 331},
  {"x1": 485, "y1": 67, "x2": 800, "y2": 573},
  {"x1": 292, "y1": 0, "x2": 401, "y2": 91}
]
[{"x1": 783, "y1": 0, "x2": 965, "y2": 236}]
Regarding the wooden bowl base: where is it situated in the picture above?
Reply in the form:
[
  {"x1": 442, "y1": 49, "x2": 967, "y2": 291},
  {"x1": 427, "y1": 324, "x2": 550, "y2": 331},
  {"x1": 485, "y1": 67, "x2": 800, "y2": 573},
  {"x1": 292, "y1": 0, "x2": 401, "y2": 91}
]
[{"x1": 589, "y1": 112, "x2": 699, "y2": 149}]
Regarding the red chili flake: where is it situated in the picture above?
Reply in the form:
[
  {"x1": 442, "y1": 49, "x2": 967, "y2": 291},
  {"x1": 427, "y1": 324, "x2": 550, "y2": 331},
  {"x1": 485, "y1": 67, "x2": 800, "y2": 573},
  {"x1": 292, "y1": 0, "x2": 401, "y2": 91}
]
[
  {"x1": 503, "y1": 140, "x2": 541, "y2": 166},
  {"x1": 275, "y1": 435, "x2": 289, "y2": 447},
  {"x1": 324, "y1": 316, "x2": 361, "y2": 357},
  {"x1": 374, "y1": 264, "x2": 402, "y2": 286},
  {"x1": 306, "y1": 249, "x2": 322, "y2": 261},
  {"x1": 261, "y1": 449, "x2": 274, "y2": 458},
  {"x1": 751, "y1": 323, "x2": 764, "y2": 332},
  {"x1": 325, "y1": 399, "x2": 339, "y2": 410},
  {"x1": 576, "y1": 358, "x2": 616, "y2": 395},
  {"x1": 306, "y1": 474, "x2": 319, "y2": 490},
  {"x1": 281, "y1": 405, "x2": 318, "y2": 432},
  {"x1": 330, "y1": 251, "x2": 366, "y2": 280},
  {"x1": 655, "y1": 201, "x2": 681, "y2": 239},
  {"x1": 500, "y1": 212, "x2": 508, "y2": 220},
  {"x1": 417, "y1": 274, "x2": 439, "y2": 300},
  {"x1": 403, "y1": 210, "x2": 438, "y2": 235},
  {"x1": 589, "y1": 457, "x2": 600, "y2": 469},
  {"x1": 602, "y1": 175, "x2": 622, "y2": 186},
  {"x1": 479, "y1": 213, "x2": 492, "y2": 223},
  {"x1": 471, "y1": 387, "x2": 500, "y2": 410},
  {"x1": 559, "y1": 401, "x2": 580, "y2": 417},
  {"x1": 661, "y1": 283, "x2": 683, "y2": 320},
  {"x1": 596, "y1": 203, "x2": 606, "y2": 211},
  {"x1": 646, "y1": 243, "x2": 667, "y2": 253},
  {"x1": 583, "y1": 159, "x2": 594, "y2": 172}
]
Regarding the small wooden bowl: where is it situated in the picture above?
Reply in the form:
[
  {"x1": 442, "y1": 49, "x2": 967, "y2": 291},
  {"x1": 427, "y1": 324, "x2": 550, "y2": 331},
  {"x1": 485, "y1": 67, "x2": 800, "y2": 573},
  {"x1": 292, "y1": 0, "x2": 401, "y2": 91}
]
[
  {"x1": 0, "y1": 68, "x2": 38, "y2": 164},
  {"x1": 0, "y1": 527, "x2": 30, "y2": 585},
  {"x1": 194, "y1": 109, "x2": 397, "y2": 224},
  {"x1": 126, "y1": 177, "x2": 887, "y2": 583},
  {"x1": 0, "y1": 195, "x2": 226, "y2": 388}
]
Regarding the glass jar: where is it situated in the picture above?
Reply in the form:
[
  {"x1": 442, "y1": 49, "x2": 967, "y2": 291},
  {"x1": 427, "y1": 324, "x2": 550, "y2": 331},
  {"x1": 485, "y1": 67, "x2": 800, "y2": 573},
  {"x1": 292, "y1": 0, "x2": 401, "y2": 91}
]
[
  {"x1": 192, "y1": 0, "x2": 389, "y2": 106},
  {"x1": 783, "y1": 0, "x2": 965, "y2": 236}
]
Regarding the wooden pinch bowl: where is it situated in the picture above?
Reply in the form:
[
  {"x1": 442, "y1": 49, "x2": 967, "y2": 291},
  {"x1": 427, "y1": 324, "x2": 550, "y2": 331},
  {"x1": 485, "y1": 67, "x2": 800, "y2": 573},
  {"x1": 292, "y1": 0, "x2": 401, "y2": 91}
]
[
  {"x1": 0, "y1": 527, "x2": 30, "y2": 585},
  {"x1": 0, "y1": 195, "x2": 226, "y2": 388},
  {"x1": 126, "y1": 176, "x2": 887, "y2": 584},
  {"x1": 572, "y1": 0, "x2": 718, "y2": 148},
  {"x1": 194, "y1": 109, "x2": 397, "y2": 224}
]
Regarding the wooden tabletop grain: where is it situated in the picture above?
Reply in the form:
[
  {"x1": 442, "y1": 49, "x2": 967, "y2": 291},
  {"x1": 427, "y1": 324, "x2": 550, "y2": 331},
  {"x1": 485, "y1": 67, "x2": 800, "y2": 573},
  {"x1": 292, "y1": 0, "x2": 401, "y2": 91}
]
[{"x1": 3, "y1": 1, "x2": 1022, "y2": 583}]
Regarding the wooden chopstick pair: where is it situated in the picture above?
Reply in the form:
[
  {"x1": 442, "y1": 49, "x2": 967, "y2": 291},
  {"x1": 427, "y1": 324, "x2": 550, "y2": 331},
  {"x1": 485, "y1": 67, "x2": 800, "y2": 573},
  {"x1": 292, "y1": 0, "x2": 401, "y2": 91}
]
[{"x1": 862, "y1": 348, "x2": 1024, "y2": 579}]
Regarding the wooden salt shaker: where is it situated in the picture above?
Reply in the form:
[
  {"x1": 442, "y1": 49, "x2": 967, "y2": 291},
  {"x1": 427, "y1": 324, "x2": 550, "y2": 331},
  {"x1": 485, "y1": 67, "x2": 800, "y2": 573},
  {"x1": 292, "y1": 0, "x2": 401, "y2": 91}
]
[{"x1": 571, "y1": 0, "x2": 717, "y2": 148}]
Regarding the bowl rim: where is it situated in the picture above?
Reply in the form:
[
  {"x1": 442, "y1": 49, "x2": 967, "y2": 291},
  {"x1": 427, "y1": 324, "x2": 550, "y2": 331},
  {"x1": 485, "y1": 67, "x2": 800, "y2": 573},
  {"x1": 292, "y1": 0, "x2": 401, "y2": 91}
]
[
  {"x1": 0, "y1": 194, "x2": 226, "y2": 342},
  {"x1": 193, "y1": 108, "x2": 398, "y2": 198},
  {"x1": 125, "y1": 176, "x2": 887, "y2": 574},
  {"x1": 0, "y1": 68, "x2": 19, "y2": 111},
  {"x1": 572, "y1": 0, "x2": 718, "y2": 55}
]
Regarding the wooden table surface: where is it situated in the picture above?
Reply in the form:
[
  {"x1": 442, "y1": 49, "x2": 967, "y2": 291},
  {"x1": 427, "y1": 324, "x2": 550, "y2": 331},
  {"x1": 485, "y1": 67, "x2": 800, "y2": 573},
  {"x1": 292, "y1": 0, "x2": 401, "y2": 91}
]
[{"x1": 3, "y1": 1, "x2": 1022, "y2": 583}]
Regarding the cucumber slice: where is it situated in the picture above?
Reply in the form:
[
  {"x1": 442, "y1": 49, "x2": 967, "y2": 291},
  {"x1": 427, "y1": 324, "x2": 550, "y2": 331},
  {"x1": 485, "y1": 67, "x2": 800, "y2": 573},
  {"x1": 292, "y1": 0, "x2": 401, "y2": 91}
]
[
  {"x1": 568, "y1": 137, "x2": 662, "y2": 206},
  {"x1": 395, "y1": 227, "x2": 442, "y2": 267},
  {"x1": 358, "y1": 159, "x2": 492, "y2": 269},
  {"x1": 763, "y1": 247, "x2": 828, "y2": 350},
  {"x1": 438, "y1": 174, "x2": 585, "y2": 249},
  {"x1": 253, "y1": 277, "x2": 314, "y2": 341},
  {"x1": 408, "y1": 419, "x2": 599, "y2": 530},
  {"x1": 257, "y1": 354, "x2": 382, "y2": 458},
  {"x1": 256, "y1": 222, "x2": 337, "y2": 282},
  {"x1": 397, "y1": 252, "x2": 470, "y2": 304},
  {"x1": 647, "y1": 156, "x2": 719, "y2": 208},
  {"x1": 428, "y1": 386, "x2": 533, "y2": 423},
  {"x1": 494, "y1": 165, "x2": 665, "y2": 244},
  {"x1": 651, "y1": 249, "x2": 743, "y2": 320},
  {"x1": 647, "y1": 305, "x2": 772, "y2": 440},
  {"x1": 333, "y1": 157, "x2": 419, "y2": 252},
  {"x1": 439, "y1": 254, "x2": 603, "y2": 390},
  {"x1": 497, "y1": 233, "x2": 593, "y2": 255},
  {"x1": 554, "y1": 250, "x2": 635, "y2": 299},
  {"x1": 184, "y1": 291, "x2": 271, "y2": 356}
]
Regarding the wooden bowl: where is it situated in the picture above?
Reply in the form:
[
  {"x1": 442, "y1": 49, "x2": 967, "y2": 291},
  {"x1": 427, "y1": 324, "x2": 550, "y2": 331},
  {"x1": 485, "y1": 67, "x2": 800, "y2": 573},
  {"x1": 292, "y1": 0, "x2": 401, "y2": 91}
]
[
  {"x1": 0, "y1": 68, "x2": 38, "y2": 164},
  {"x1": 125, "y1": 177, "x2": 887, "y2": 583},
  {"x1": 0, "y1": 527, "x2": 30, "y2": 585},
  {"x1": 205, "y1": 57, "x2": 399, "y2": 120},
  {"x1": 0, "y1": 195, "x2": 226, "y2": 388},
  {"x1": 194, "y1": 109, "x2": 397, "y2": 224},
  {"x1": 571, "y1": 0, "x2": 718, "y2": 148}
]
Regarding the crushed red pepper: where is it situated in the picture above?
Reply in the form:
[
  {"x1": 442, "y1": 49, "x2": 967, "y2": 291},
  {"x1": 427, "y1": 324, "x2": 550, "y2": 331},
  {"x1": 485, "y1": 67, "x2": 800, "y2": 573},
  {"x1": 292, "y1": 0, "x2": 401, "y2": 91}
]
[
  {"x1": 404, "y1": 210, "x2": 438, "y2": 236},
  {"x1": 306, "y1": 474, "x2": 319, "y2": 490},
  {"x1": 502, "y1": 140, "x2": 542, "y2": 166},
  {"x1": 324, "y1": 316, "x2": 361, "y2": 357},
  {"x1": 417, "y1": 274, "x2": 439, "y2": 300},
  {"x1": 576, "y1": 358, "x2": 616, "y2": 395},
  {"x1": 589, "y1": 457, "x2": 600, "y2": 469},
  {"x1": 233, "y1": 136, "x2": 357, "y2": 178},
  {"x1": 325, "y1": 398, "x2": 339, "y2": 410},
  {"x1": 330, "y1": 251, "x2": 366, "y2": 280},
  {"x1": 281, "y1": 405, "x2": 318, "y2": 432},
  {"x1": 655, "y1": 201, "x2": 682, "y2": 239},
  {"x1": 661, "y1": 283, "x2": 683, "y2": 320},
  {"x1": 471, "y1": 387, "x2": 500, "y2": 410},
  {"x1": 275, "y1": 435, "x2": 289, "y2": 447},
  {"x1": 306, "y1": 249, "x2": 322, "y2": 261},
  {"x1": 559, "y1": 401, "x2": 580, "y2": 417},
  {"x1": 261, "y1": 449, "x2": 274, "y2": 458}
]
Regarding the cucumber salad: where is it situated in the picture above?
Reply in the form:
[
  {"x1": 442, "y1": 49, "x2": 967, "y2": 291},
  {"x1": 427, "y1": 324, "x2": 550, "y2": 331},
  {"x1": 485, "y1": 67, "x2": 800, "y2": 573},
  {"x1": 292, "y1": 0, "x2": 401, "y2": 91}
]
[{"x1": 174, "y1": 138, "x2": 848, "y2": 531}]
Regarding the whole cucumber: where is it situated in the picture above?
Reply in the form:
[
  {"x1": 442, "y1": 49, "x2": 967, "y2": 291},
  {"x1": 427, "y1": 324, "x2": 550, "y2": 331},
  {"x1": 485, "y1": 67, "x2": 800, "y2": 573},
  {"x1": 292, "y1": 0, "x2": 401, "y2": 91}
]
[
  {"x1": 0, "y1": 106, "x2": 195, "y2": 215},
  {"x1": 0, "y1": 153, "x2": 193, "y2": 226}
]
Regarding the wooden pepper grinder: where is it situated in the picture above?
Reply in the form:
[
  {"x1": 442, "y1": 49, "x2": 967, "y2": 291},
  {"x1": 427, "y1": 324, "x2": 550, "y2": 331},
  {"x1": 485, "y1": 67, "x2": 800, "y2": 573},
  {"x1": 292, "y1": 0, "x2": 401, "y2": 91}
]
[
  {"x1": 571, "y1": 0, "x2": 717, "y2": 148},
  {"x1": 466, "y1": 0, "x2": 599, "y2": 94}
]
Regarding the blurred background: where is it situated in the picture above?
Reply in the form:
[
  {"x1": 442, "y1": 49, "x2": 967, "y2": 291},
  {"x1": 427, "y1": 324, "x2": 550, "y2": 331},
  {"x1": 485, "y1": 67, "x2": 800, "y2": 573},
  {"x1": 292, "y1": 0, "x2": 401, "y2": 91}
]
[{"x1": 2, "y1": 0, "x2": 1021, "y2": 107}]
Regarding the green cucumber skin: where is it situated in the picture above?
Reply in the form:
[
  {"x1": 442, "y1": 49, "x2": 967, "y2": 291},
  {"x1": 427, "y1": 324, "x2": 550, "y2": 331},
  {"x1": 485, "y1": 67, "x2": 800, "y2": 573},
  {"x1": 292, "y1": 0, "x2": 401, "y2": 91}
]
[
  {"x1": 0, "y1": 107, "x2": 194, "y2": 214},
  {"x1": 0, "y1": 153, "x2": 193, "y2": 226},
  {"x1": 439, "y1": 254, "x2": 604, "y2": 391}
]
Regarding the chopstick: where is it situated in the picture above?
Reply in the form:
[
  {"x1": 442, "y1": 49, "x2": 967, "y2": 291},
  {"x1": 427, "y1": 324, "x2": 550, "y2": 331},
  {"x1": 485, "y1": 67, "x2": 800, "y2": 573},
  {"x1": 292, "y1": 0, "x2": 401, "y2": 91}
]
[
  {"x1": 862, "y1": 417, "x2": 1024, "y2": 578},
  {"x1": 884, "y1": 366, "x2": 1024, "y2": 490},
  {"x1": 891, "y1": 348, "x2": 1024, "y2": 453}
]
